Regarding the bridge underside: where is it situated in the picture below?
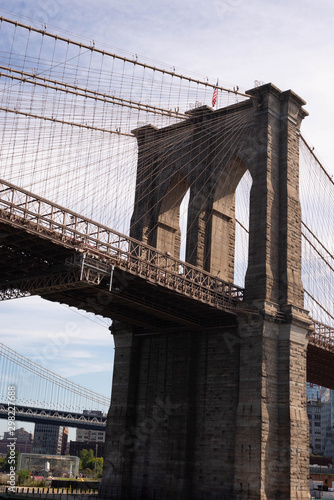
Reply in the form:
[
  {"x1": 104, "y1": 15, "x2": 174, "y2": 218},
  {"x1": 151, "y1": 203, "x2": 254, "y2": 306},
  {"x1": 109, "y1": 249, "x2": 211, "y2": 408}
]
[
  {"x1": 0, "y1": 219, "x2": 332, "y2": 388},
  {"x1": 307, "y1": 344, "x2": 334, "y2": 389},
  {"x1": 0, "y1": 404, "x2": 106, "y2": 430},
  {"x1": 0, "y1": 216, "x2": 333, "y2": 387},
  {"x1": 0, "y1": 219, "x2": 238, "y2": 331}
]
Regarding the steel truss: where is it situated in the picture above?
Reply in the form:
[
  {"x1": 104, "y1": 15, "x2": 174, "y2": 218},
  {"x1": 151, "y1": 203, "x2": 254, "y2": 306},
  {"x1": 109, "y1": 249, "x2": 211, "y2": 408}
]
[
  {"x1": 0, "y1": 404, "x2": 106, "y2": 430},
  {"x1": 0, "y1": 256, "x2": 113, "y2": 300},
  {"x1": 1, "y1": 178, "x2": 332, "y2": 342},
  {"x1": 309, "y1": 321, "x2": 334, "y2": 352},
  {"x1": 0, "y1": 178, "x2": 243, "y2": 313}
]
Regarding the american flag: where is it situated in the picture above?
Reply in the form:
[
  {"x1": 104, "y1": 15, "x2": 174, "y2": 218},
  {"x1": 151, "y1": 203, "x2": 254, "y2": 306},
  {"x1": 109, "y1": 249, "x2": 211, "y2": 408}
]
[{"x1": 212, "y1": 81, "x2": 218, "y2": 108}]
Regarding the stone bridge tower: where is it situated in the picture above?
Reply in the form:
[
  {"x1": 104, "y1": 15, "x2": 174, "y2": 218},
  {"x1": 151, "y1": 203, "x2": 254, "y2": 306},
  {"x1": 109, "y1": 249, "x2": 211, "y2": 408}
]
[{"x1": 100, "y1": 83, "x2": 311, "y2": 499}]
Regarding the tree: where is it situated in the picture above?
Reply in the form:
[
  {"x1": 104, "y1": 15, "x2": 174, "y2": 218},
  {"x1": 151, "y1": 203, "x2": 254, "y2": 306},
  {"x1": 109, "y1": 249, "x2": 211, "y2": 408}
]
[
  {"x1": 79, "y1": 449, "x2": 103, "y2": 478},
  {"x1": 0, "y1": 457, "x2": 6, "y2": 471},
  {"x1": 79, "y1": 449, "x2": 95, "y2": 471},
  {"x1": 95, "y1": 457, "x2": 103, "y2": 478},
  {"x1": 17, "y1": 469, "x2": 30, "y2": 485},
  {"x1": 4, "y1": 450, "x2": 19, "y2": 472}
]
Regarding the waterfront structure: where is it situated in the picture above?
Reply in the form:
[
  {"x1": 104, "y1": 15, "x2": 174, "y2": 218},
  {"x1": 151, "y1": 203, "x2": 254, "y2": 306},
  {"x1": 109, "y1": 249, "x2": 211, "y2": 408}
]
[{"x1": 18, "y1": 453, "x2": 79, "y2": 478}]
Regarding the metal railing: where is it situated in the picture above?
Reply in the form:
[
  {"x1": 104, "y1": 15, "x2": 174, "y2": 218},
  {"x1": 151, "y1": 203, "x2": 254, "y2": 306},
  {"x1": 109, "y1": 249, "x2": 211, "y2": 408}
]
[
  {"x1": 309, "y1": 321, "x2": 334, "y2": 352},
  {"x1": 0, "y1": 178, "x2": 244, "y2": 312}
]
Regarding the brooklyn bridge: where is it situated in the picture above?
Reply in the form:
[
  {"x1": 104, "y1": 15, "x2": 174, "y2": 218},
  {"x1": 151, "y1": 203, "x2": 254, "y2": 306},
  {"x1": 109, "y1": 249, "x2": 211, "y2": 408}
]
[{"x1": 0, "y1": 16, "x2": 333, "y2": 499}]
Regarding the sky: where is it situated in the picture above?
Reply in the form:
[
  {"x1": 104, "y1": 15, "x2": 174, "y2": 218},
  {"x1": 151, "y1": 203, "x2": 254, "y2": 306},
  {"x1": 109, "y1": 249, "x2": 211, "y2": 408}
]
[{"x1": 0, "y1": 0, "x2": 334, "y2": 438}]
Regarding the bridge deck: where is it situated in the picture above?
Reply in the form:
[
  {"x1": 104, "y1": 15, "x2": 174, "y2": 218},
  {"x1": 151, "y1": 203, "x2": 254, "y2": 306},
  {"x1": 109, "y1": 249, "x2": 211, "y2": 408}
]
[
  {"x1": 0, "y1": 179, "x2": 242, "y2": 303},
  {"x1": 0, "y1": 178, "x2": 334, "y2": 381},
  {"x1": 0, "y1": 178, "x2": 243, "y2": 328},
  {"x1": 0, "y1": 403, "x2": 106, "y2": 430}
]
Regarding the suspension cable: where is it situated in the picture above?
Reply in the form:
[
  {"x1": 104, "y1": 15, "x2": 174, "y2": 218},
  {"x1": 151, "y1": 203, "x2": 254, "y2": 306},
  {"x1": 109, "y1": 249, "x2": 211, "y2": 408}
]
[{"x1": 0, "y1": 16, "x2": 254, "y2": 100}]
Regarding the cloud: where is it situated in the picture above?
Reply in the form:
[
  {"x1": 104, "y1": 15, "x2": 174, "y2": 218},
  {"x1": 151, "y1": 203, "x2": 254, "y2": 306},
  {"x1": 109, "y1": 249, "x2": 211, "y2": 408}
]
[
  {"x1": 2, "y1": 0, "x2": 334, "y2": 174},
  {"x1": 0, "y1": 0, "x2": 333, "y2": 419},
  {"x1": 0, "y1": 296, "x2": 113, "y2": 380}
]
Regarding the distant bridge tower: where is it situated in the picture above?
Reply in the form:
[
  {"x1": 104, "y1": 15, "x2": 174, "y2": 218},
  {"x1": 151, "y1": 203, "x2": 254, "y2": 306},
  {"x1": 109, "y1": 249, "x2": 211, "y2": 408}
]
[{"x1": 101, "y1": 83, "x2": 311, "y2": 499}]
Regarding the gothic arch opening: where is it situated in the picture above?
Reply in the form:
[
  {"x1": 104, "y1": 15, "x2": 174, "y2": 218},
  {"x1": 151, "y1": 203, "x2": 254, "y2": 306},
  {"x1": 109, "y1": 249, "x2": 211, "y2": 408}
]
[
  {"x1": 156, "y1": 172, "x2": 190, "y2": 258},
  {"x1": 179, "y1": 187, "x2": 190, "y2": 261},
  {"x1": 234, "y1": 170, "x2": 252, "y2": 287},
  {"x1": 208, "y1": 156, "x2": 251, "y2": 284}
]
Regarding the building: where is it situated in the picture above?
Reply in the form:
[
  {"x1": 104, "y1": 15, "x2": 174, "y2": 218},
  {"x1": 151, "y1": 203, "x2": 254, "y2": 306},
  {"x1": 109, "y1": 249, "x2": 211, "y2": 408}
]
[
  {"x1": 307, "y1": 383, "x2": 324, "y2": 455},
  {"x1": 73, "y1": 427, "x2": 105, "y2": 458},
  {"x1": 310, "y1": 457, "x2": 334, "y2": 494},
  {"x1": 306, "y1": 386, "x2": 334, "y2": 463},
  {"x1": 307, "y1": 383, "x2": 324, "y2": 401},
  {"x1": 32, "y1": 424, "x2": 68, "y2": 455},
  {"x1": 76, "y1": 411, "x2": 105, "y2": 443},
  {"x1": 69, "y1": 440, "x2": 104, "y2": 458},
  {"x1": 306, "y1": 385, "x2": 334, "y2": 461},
  {"x1": 307, "y1": 399, "x2": 323, "y2": 454},
  {"x1": 76, "y1": 429, "x2": 105, "y2": 443},
  {"x1": 61, "y1": 427, "x2": 69, "y2": 455},
  {"x1": 0, "y1": 427, "x2": 33, "y2": 456},
  {"x1": 71, "y1": 412, "x2": 105, "y2": 458},
  {"x1": 321, "y1": 388, "x2": 334, "y2": 461}
]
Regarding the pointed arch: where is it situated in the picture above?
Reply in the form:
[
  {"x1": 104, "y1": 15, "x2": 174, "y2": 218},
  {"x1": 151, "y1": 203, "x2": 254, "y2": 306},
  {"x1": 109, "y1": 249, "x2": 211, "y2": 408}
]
[
  {"x1": 156, "y1": 172, "x2": 190, "y2": 257},
  {"x1": 234, "y1": 170, "x2": 252, "y2": 287},
  {"x1": 207, "y1": 156, "x2": 248, "y2": 282},
  {"x1": 180, "y1": 187, "x2": 190, "y2": 261}
]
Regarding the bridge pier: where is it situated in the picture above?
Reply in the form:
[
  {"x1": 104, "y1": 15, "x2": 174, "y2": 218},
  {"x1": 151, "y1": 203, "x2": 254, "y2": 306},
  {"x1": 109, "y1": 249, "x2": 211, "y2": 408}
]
[
  {"x1": 101, "y1": 309, "x2": 310, "y2": 499},
  {"x1": 234, "y1": 303, "x2": 310, "y2": 499},
  {"x1": 102, "y1": 319, "x2": 241, "y2": 499},
  {"x1": 100, "y1": 83, "x2": 312, "y2": 499}
]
